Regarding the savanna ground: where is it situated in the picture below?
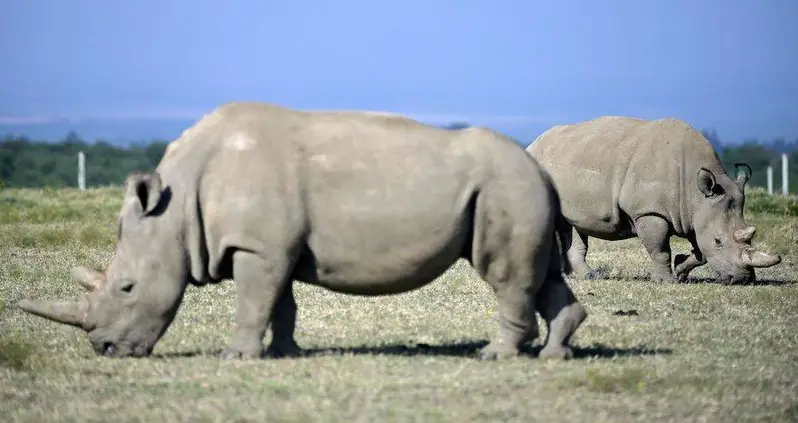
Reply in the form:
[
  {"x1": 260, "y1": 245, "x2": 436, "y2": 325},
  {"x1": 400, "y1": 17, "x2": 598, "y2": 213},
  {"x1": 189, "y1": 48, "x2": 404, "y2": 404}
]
[{"x1": 1, "y1": 186, "x2": 796, "y2": 423}]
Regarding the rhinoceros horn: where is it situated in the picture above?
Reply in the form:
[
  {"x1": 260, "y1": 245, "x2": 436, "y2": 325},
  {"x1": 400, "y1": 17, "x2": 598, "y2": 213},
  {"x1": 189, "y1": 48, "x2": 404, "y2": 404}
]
[
  {"x1": 17, "y1": 298, "x2": 87, "y2": 328},
  {"x1": 71, "y1": 266, "x2": 105, "y2": 292},
  {"x1": 741, "y1": 249, "x2": 782, "y2": 268},
  {"x1": 734, "y1": 163, "x2": 752, "y2": 188},
  {"x1": 734, "y1": 226, "x2": 756, "y2": 243}
]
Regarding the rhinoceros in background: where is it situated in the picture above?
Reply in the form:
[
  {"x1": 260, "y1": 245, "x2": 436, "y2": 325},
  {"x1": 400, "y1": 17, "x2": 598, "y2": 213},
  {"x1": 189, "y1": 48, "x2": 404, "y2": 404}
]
[
  {"x1": 526, "y1": 116, "x2": 781, "y2": 284},
  {"x1": 18, "y1": 101, "x2": 587, "y2": 360}
]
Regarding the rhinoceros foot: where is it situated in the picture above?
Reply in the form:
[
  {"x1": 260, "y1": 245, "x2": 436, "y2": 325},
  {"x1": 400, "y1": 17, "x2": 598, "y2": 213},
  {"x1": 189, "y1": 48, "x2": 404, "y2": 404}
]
[
  {"x1": 564, "y1": 268, "x2": 598, "y2": 281},
  {"x1": 264, "y1": 339, "x2": 302, "y2": 358},
  {"x1": 566, "y1": 262, "x2": 598, "y2": 280},
  {"x1": 220, "y1": 343, "x2": 265, "y2": 360},
  {"x1": 477, "y1": 342, "x2": 520, "y2": 360},
  {"x1": 582, "y1": 270, "x2": 599, "y2": 280},
  {"x1": 673, "y1": 253, "x2": 690, "y2": 269},
  {"x1": 539, "y1": 344, "x2": 574, "y2": 360},
  {"x1": 672, "y1": 253, "x2": 702, "y2": 283},
  {"x1": 650, "y1": 269, "x2": 679, "y2": 283}
]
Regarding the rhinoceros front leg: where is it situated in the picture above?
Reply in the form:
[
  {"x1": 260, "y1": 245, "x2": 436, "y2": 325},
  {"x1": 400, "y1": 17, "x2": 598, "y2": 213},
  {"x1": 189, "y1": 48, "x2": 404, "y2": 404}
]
[
  {"x1": 673, "y1": 247, "x2": 707, "y2": 283},
  {"x1": 635, "y1": 215, "x2": 678, "y2": 283},
  {"x1": 222, "y1": 250, "x2": 295, "y2": 360},
  {"x1": 265, "y1": 281, "x2": 302, "y2": 358}
]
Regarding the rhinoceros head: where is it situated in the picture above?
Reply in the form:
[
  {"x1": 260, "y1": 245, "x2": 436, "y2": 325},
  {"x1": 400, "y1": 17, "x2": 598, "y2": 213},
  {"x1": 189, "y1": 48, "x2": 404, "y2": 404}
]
[
  {"x1": 18, "y1": 171, "x2": 188, "y2": 357},
  {"x1": 692, "y1": 163, "x2": 781, "y2": 283}
]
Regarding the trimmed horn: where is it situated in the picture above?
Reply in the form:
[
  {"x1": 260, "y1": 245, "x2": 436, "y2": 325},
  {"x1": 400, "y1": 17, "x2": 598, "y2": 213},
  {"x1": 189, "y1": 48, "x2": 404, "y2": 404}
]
[
  {"x1": 17, "y1": 298, "x2": 88, "y2": 329},
  {"x1": 741, "y1": 250, "x2": 782, "y2": 268},
  {"x1": 734, "y1": 226, "x2": 756, "y2": 243}
]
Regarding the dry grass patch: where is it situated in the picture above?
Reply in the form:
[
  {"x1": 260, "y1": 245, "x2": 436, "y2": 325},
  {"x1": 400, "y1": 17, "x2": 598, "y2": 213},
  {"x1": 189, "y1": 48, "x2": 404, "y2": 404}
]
[{"x1": 1, "y1": 187, "x2": 797, "y2": 422}]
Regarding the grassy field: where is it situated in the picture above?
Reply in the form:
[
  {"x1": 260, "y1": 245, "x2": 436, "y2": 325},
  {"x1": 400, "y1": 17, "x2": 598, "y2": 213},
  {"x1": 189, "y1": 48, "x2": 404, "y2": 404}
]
[{"x1": 1, "y1": 186, "x2": 796, "y2": 422}]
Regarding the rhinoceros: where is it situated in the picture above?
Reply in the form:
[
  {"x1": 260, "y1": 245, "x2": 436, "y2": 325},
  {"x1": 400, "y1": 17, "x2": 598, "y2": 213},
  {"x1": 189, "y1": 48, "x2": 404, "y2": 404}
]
[
  {"x1": 526, "y1": 116, "x2": 782, "y2": 284},
  {"x1": 18, "y1": 101, "x2": 587, "y2": 360}
]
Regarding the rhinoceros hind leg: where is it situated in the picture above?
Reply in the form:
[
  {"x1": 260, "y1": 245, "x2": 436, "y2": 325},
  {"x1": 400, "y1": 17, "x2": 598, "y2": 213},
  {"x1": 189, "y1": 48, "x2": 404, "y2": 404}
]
[
  {"x1": 566, "y1": 230, "x2": 596, "y2": 280},
  {"x1": 582, "y1": 270, "x2": 599, "y2": 281},
  {"x1": 536, "y1": 277, "x2": 587, "y2": 360},
  {"x1": 476, "y1": 257, "x2": 543, "y2": 361},
  {"x1": 635, "y1": 216, "x2": 679, "y2": 283},
  {"x1": 221, "y1": 249, "x2": 296, "y2": 360},
  {"x1": 265, "y1": 282, "x2": 302, "y2": 358}
]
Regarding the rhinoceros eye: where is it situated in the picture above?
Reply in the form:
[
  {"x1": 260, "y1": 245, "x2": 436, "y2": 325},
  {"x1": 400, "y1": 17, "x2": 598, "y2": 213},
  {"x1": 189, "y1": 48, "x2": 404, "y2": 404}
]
[
  {"x1": 119, "y1": 280, "x2": 135, "y2": 294},
  {"x1": 714, "y1": 237, "x2": 722, "y2": 247}
]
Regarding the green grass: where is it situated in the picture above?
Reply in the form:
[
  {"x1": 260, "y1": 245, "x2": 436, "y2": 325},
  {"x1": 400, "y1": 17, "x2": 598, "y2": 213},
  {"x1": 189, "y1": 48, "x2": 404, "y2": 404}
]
[
  {"x1": 1, "y1": 187, "x2": 797, "y2": 422},
  {"x1": 0, "y1": 334, "x2": 40, "y2": 371},
  {"x1": 745, "y1": 186, "x2": 798, "y2": 217}
]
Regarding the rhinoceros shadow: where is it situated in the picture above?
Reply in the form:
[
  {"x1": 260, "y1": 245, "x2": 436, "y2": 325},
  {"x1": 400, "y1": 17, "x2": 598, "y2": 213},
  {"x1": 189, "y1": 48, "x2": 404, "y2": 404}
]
[
  {"x1": 152, "y1": 341, "x2": 672, "y2": 360},
  {"x1": 590, "y1": 275, "x2": 796, "y2": 286},
  {"x1": 584, "y1": 265, "x2": 796, "y2": 286},
  {"x1": 676, "y1": 276, "x2": 796, "y2": 286},
  {"x1": 293, "y1": 341, "x2": 673, "y2": 360}
]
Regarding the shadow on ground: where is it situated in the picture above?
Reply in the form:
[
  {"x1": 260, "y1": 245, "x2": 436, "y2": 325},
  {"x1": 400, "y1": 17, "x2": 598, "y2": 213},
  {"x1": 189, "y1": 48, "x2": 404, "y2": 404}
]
[
  {"x1": 677, "y1": 277, "x2": 797, "y2": 286},
  {"x1": 151, "y1": 341, "x2": 673, "y2": 361},
  {"x1": 579, "y1": 266, "x2": 796, "y2": 286}
]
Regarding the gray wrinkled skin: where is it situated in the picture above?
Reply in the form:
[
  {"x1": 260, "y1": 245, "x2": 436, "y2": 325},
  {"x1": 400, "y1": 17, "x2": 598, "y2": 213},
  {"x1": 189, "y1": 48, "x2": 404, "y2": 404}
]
[
  {"x1": 526, "y1": 116, "x2": 781, "y2": 284},
  {"x1": 18, "y1": 101, "x2": 587, "y2": 360}
]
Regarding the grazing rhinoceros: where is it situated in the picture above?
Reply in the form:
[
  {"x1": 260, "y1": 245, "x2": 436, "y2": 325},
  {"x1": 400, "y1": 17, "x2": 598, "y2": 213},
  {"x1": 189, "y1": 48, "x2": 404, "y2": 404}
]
[
  {"x1": 18, "y1": 101, "x2": 587, "y2": 360},
  {"x1": 526, "y1": 116, "x2": 782, "y2": 284}
]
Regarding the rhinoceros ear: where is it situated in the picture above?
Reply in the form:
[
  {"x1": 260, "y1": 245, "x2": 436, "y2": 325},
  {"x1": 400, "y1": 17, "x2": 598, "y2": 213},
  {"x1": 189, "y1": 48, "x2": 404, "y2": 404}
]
[
  {"x1": 734, "y1": 163, "x2": 752, "y2": 189},
  {"x1": 697, "y1": 167, "x2": 720, "y2": 198},
  {"x1": 124, "y1": 171, "x2": 163, "y2": 216}
]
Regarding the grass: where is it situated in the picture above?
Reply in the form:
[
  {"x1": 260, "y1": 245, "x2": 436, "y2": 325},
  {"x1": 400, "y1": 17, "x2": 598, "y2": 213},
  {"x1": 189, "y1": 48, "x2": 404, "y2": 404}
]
[
  {"x1": 745, "y1": 187, "x2": 798, "y2": 217},
  {"x1": 1, "y1": 186, "x2": 797, "y2": 423}
]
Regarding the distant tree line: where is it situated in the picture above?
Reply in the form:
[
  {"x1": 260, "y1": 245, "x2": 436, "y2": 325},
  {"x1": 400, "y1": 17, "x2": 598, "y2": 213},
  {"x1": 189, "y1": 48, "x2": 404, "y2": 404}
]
[
  {"x1": 1, "y1": 126, "x2": 797, "y2": 193},
  {"x1": 0, "y1": 131, "x2": 168, "y2": 189}
]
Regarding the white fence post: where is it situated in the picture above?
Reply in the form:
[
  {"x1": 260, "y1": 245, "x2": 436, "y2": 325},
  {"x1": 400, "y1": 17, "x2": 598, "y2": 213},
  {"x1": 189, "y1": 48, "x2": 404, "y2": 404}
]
[
  {"x1": 767, "y1": 166, "x2": 773, "y2": 195},
  {"x1": 782, "y1": 153, "x2": 789, "y2": 196},
  {"x1": 78, "y1": 151, "x2": 86, "y2": 191}
]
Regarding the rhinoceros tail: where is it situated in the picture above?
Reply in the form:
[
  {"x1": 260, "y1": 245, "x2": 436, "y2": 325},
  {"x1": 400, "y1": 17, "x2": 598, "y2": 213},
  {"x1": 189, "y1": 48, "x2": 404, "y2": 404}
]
[
  {"x1": 546, "y1": 212, "x2": 572, "y2": 280},
  {"x1": 538, "y1": 163, "x2": 575, "y2": 280}
]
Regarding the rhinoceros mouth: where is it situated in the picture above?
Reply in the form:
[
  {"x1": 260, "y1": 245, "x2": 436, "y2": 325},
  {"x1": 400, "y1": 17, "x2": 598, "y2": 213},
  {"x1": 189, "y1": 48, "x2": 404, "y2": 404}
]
[
  {"x1": 715, "y1": 273, "x2": 755, "y2": 285},
  {"x1": 132, "y1": 344, "x2": 154, "y2": 358}
]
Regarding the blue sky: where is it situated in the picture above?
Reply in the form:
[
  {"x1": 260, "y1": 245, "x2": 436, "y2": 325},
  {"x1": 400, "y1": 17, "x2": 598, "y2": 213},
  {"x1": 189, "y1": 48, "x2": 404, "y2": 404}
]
[{"x1": 1, "y1": 0, "x2": 797, "y2": 143}]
